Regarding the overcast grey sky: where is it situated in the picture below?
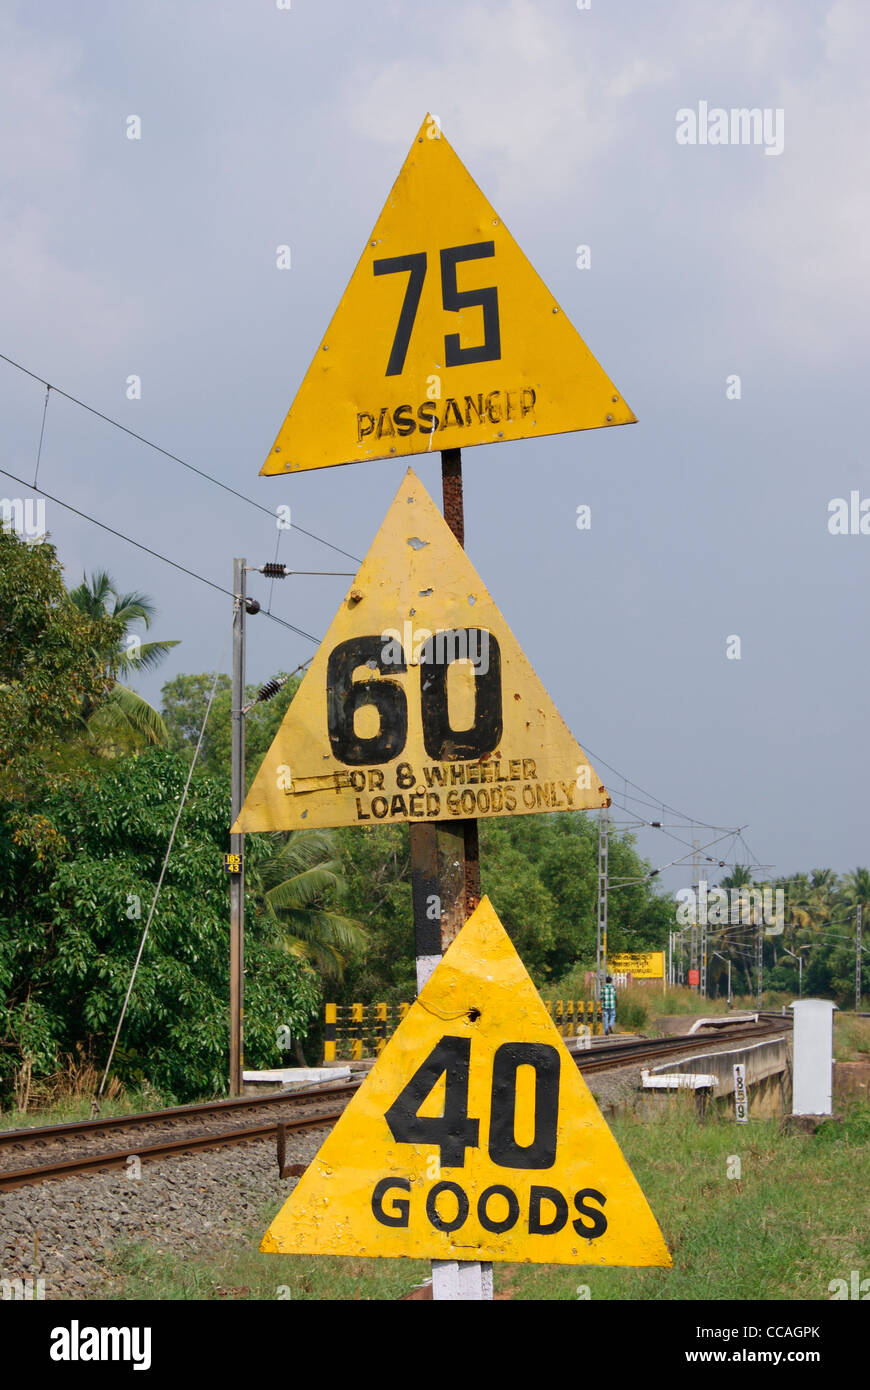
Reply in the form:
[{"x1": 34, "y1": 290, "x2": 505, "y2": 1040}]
[{"x1": 1, "y1": 0, "x2": 867, "y2": 885}]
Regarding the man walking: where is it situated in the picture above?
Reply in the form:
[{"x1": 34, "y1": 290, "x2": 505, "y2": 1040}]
[{"x1": 601, "y1": 975, "x2": 617, "y2": 1036}]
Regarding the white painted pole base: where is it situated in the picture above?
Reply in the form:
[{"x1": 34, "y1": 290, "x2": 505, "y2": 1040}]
[
  {"x1": 418, "y1": 954, "x2": 494, "y2": 1300},
  {"x1": 416, "y1": 956, "x2": 441, "y2": 992},
  {"x1": 432, "y1": 1259, "x2": 493, "y2": 1300}
]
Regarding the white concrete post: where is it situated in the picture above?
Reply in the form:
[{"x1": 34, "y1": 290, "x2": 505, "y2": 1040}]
[{"x1": 790, "y1": 999, "x2": 838, "y2": 1115}]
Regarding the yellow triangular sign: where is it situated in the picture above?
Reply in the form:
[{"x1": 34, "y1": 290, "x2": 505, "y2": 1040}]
[
  {"x1": 262, "y1": 897, "x2": 671, "y2": 1267},
  {"x1": 233, "y1": 469, "x2": 608, "y2": 833},
  {"x1": 261, "y1": 115, "x2": 635, "y2": 475}
]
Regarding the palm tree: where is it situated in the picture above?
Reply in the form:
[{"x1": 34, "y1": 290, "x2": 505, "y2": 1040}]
[
  {"x1": 253, "y1": 830, "x2": 366, "y2": 980},
  {"x1": 841, "y1": 869, "x2": 870, "y2": 964},
  {"x1": 717, "y1": 866, "x2": 763, "y2": 994},
  {"x1": 782, "y1": 873, "x2": 813, "y2": 951},
  {"x1": 719, "y1": 865, "x2": 753, "y2": 892},
  {"x1": 68, "y1": 571, "x2": 178, "y2": 748}
]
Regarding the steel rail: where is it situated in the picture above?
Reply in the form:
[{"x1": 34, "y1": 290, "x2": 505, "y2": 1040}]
[
  {"x1": 573, "y1": 1021, "x2": 790, "y2": 1074},
  {"x1": 0, "y1": 1079, "x2": 359, "y2": 1149},
  {"x1": 0, "y1": 1024, "x2": 791, "y2": 1189},
  {"x1": 0, "y1": 1106, "x2": 345, "y2": 1192}
]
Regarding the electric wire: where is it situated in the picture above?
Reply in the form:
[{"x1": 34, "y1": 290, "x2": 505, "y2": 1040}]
[
  {"x1": 0, "y1": 466, "x2": 321, "y2": 645},
  {"x1": 0, "y1": 349, "x2": 363, "y2": 564},
  {"x1": 92, "y1": 642, "x2": 229, "y2": 1113}
]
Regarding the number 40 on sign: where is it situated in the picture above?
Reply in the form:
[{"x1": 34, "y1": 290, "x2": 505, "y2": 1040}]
[{"x1": 261, "y1": 898, "x2": 671, "y2": 1267}]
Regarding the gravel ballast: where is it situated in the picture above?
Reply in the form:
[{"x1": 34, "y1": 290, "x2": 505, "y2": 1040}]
[
  {"x1": 0, "y1": 1126, "x2": 329, "y2": 1300},
  {"x1": 0, "y1": 1062, "x2": 653, "y2": 1301}
]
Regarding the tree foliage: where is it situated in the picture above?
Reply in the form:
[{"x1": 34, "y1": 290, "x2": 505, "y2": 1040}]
[
  {"x1": 69, "y1": 569, "x2": 178, "y2": 750},
  {"x1": 0, "y1": 531, "x2": 122, "y2": 800},
  {"x1": 700, "y1": 866, "x2": 868, "y2": 1006},
  {"x1": 160, "y1": 671, "x2": 301, "y2": 783},
  {"x1": 251, "y1": 830, "x2": 367, "y2": 979},
  {"x1": 333, "y1": 812, "x2": 673, "y2": 1008},
  {"x1": 0, "y1": 750, "x2": 320, "y2": 1103}
]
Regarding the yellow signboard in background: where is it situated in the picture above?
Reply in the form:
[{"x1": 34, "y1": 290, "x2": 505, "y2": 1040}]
[
  {"x1": 233, "y1": 468, "x2": 608, "y2": 833},
  {"x1": 262, "y1": 898, "x2": 671, "y2": 1266},
  {"x1": 261, "y1": 115, "x2": 635, "y2": 475},
  {"x1": 608, "y1": 952, "x2": 665, "y2": 980}
]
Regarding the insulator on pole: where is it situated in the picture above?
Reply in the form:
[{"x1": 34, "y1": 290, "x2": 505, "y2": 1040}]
[
  {"x1": 261, "y1": 562, "x2": 290, "y2": 578},
  {"x1": 256, "y1": 677, "x2": 284, "y2": 703}
]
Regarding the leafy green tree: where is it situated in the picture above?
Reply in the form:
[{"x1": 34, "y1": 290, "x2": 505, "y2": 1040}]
[
  {"x1": 68, "y1": 571, "x2": 179, "y2": 749},
  {"x1": 251, "y1": 830, "x2": 366, "y2": 979},
  {"x1": 0, "y1": 750, "x2": 320, "y2": 1102},
  {"x1": 840, "y1": 868, "x2": 870, "y2": 925},
  {"x1": 160, "y1": 672, "x2": 301, "y2": 783},
  {"x1": 0, "y1": 530, "x2": 122, "y2": 802},
  {"x1": 333, "y1": 811, "x2": 673, "y2": 1009},
  {"x1": 720, "y1": 865, "x2": 753, "y2": 891},
  {"x1": 335, "y1": 824, "x2": 414, "y2": 1004},
  {"x1": 162, "y1": 672, "x2": 231, "y2": 756}
]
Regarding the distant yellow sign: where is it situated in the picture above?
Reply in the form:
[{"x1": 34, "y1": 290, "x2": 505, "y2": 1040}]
[
  {"x1": 261, "y1": 115, "x2": 635, "y2": 475},
  {"x1": 233, "y1": 469, "x2": 608, "y2": 833},
  {"x1": 262, "y1": 897, "x2": 671, "y2": 1266},
  {"x1": 608, "y1": 952, "x2": 665, "y2": 980}
]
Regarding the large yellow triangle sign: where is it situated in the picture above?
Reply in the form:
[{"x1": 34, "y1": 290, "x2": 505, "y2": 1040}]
[
  {"x1": 262, "y1": 897, "x2": 671, "y2": 1266},
  {"x1": 233, "y1": 469, "x2": 607, "y2": 833},
  {"x1": 261, "y1": 115, "x2": 635, "y2": 475}
]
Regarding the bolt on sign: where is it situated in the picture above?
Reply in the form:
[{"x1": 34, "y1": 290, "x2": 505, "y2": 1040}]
[
  {"x1": 232, "y1": 469, "x2": 609, "y2": 834},
  {"x1": 260, "y1": 115, "x2": 635, "y2": 476},
  {"x1": 261, "y1": 897, "x2": 671, "y2": 1267},
  {"x1": 607, "y1": 952, "x2": 665, "y2": 980}
]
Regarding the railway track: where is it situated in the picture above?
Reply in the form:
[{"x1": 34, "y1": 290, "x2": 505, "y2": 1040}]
[
  {"x1": 0, "y1": 1079, "x2": 359, "y2": 1192},
  {"x1": 571, "y1": 1018, "x2": 791, "y2": 1073},
  {"x1": 0, "y1": 1019, "x2": 790, "y2": 1191}
]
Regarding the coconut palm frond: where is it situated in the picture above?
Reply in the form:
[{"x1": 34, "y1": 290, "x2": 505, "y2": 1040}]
[
  {"x1": 69, "y1": 570, "x2": 115, "y2": 618},
  {"x1": 252, "y1": 828, "x2": 363, "y2": 983},
  {"x1": 265, "y1": 866, "x2": 346, "y2": 913},
  {"x1": 267, "y1": 830, "x2": 342, "y2": 873},
  {"x1": 279, "y1": 934, "x2": 345, "y2": 979},
  {"x1": 109, "y1": 589, "x2": 157, "y2": 627},
  {"x1": 275, "y1": 907, "x2": 368, "y2": 955},
  {"x1": 116, "y1": 640, "x2": 181, "y2": 676},
  {"x1": 66, "y1": 572, "x2": 178, "y2": 752},
  {"x1": 95, "y1": 684, "x2": 170, "y2": 746}
]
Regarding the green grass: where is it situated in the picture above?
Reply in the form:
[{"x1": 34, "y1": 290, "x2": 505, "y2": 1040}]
[
  {"x1": 97, "y1": 1099, "x2": 870, "y2": 1302},
  {"x1": 0, "y1": 1084, "x2": 178, "y2": 1132},
  {"x1": 834, "y1": 1013, "x2": 870, "y2": 1062},
  {"x1": 102, "y1": 1243, "x2": 430, "y2": 1302},
  {"x1": 498, "y1": 1100, "x2": 870, "y2": 1300}
]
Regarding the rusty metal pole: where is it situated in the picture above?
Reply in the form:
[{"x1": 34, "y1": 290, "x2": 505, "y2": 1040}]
[{"x1": 408, "y1": 446, "x2": 490, "y2": 1301}]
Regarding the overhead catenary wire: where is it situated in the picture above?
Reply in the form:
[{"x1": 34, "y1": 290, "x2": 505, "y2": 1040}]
[
  {"x1": 0, "y1": 465, "x2": 322, "y2": 646},
  {"x1": 0, "y1": 354, "x2": 817, "y2": 893},
  {"x1": 583, "y1": 743, "x2": 727, "y2": 831},
  {"x1": 0, "y1": 348, "x2": 363, "y2": 565}
]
